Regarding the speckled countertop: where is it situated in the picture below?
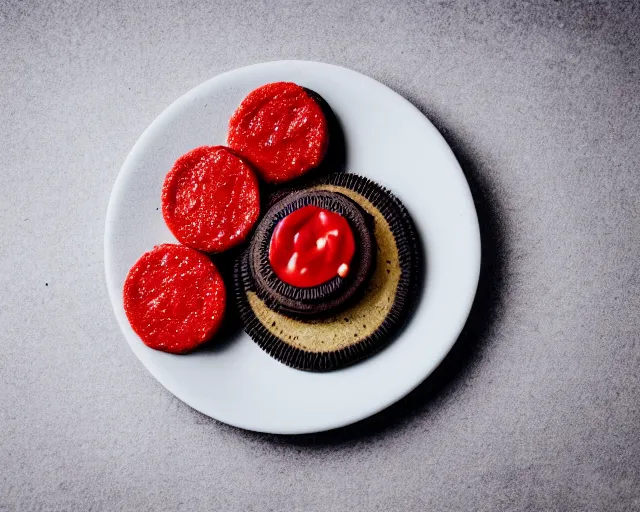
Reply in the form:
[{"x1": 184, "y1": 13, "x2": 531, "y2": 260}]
[{"x1": 1, "y1": 1, "x2": 639, "y2": 510}]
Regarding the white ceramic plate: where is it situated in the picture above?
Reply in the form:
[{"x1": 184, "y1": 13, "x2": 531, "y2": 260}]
[{"x1": 105, "y1": 61, "x2": 480, "y2": 434}]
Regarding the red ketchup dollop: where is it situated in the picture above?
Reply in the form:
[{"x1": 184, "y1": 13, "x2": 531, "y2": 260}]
[{"x1": 269, "y1": 206, "x2": 355, "y2": 288}]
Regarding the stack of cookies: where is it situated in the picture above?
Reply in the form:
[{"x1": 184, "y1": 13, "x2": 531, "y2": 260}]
[{"x1": 123, "y1": 82, "x2": 422, "y2": 372}]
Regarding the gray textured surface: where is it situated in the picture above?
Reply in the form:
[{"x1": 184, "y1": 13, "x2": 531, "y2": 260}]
[{"x1": 1, "y1": 0, "x2": 639, "y2": 510}]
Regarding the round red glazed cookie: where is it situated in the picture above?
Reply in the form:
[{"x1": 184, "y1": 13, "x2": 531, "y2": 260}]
[
  {"x1": 162, "y1": 146, "x2": 260, "y2": 253},
  {"x1": 123, "y1": 244, "x2": 226, "y2": 354},
  {"x1": 227, "y1": 82, "x2": 329, "y2": 183}
]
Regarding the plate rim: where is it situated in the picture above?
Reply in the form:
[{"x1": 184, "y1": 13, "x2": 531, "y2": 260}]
[{"x1": 104, "y1": 60, "x2": 481, "y2": 434}]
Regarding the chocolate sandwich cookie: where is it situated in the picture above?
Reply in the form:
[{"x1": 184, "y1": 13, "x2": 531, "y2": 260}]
[
  {"x1": 234, "y1": 173, "x2": 423, "y2": 372},
  {"x1": 248, "y1": 190, "x2": 376, "y2": 318}
]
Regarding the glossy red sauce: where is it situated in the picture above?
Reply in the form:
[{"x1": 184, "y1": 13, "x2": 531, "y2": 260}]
[
  {"x1": 123, "y1": 244, "x2": 226, "y2": 354},
  {"x1": 227, "y1": 82, "x2": 329, "y2": 183},
  {"x1": 162, "y1": 146, "x2": 260, "y2": 253},
  {"x1": 269, "y1": 206, "x2": 355, "y2": 288}
]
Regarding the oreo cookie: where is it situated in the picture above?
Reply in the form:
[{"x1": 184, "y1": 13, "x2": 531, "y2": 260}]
[
  {"x1": 234, "y1": 173, "x2": 423, "y2": 372},
  {"x1": 248, "y1": 190, "x2": 375, "y2": 318}
]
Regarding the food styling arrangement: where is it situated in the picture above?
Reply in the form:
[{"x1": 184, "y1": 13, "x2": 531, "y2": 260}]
[{"x1": 122, "y1": 82, "x2": 422, "y2": 372}]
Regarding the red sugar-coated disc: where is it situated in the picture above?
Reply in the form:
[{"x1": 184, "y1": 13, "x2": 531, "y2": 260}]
[
  {"x1": 162, "y1": 146, "x2": 260, "y2": 253},
  {"x1": 123, "y1": 244, "x2": 226, "y2": 354},
  {"x1": 228, "y1": 82, "x2": 329, "y2": 184}
]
